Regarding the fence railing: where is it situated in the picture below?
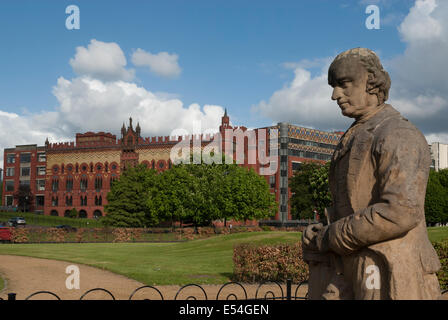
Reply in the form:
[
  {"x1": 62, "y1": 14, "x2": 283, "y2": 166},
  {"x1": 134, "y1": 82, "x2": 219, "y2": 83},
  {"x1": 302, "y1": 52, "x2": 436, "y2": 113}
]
[
  {"x1": 2, "y1": 281, "x2": 446, "y2": 300},
  {"x1": 0, "y1": 279, "x2": 309, "y2": 300}
]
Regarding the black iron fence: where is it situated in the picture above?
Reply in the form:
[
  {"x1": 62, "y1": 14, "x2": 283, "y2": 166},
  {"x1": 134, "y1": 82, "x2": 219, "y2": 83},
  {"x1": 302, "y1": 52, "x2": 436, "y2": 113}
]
[
  {"x1": 1, "y1": 281, "x2": 446, "y2": 300},
  {"x1": 0, "y1": 279, "x2": 308, "y2": 300}
]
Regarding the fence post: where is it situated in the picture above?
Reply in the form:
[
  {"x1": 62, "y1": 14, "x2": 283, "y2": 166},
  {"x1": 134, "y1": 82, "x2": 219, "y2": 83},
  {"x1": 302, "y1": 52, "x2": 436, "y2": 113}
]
[
  {"x1": 286, "y1": 279, "x2": 291, "y2": 300},
  {"x1": 8, "y1": 293, "x2": 16, "y2": 301}
]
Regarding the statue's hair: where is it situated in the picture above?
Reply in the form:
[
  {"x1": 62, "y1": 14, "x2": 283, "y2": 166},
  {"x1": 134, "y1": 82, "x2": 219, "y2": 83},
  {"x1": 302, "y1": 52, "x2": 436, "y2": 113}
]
[{"x1": 328, "y1": 48, "x2": 391, "y2": 104}]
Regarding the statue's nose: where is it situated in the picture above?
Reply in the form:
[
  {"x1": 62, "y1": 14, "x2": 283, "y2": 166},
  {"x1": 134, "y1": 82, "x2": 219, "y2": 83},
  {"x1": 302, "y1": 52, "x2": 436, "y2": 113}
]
[{"x1": 332, "y1": 87, "x2": 342, "y2": 101}]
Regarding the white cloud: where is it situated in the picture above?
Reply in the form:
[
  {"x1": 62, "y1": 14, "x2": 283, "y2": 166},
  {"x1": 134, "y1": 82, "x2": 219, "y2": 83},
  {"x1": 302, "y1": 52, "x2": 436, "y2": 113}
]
[
  {"x1": 131, "y1": 48, "x2": 181, "y2": 78},
  {"x1": 254, "y1": 0, "x2": 448, "y2": 143},
  {"x1": 253, "y1": 61, "x2": 351, "y2": 131},
  {"x1": 398, "y1": 0, "x2": 442, "y2": 42},
  {"x1": 69, "y1": 39, "x2": 135, "y2": 81},
  {"x1": 0, "y1": 41, "x2": 221, "y2": 169},
  {"x1": 388, "y1": 0, "x2": 448, "y2": 136}
]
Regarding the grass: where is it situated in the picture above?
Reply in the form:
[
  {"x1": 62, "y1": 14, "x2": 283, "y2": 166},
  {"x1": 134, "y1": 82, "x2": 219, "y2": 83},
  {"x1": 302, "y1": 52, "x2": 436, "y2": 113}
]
[
  {"x1": 427, "y1": 226, "x2": 448, "y2": 243},
  {"x1": 0, "y1": 231, "x2": 299, "y2": 285},
  {"x1": 0, "y1": 275, "x2": 3, "y2": 292},
  {"x1": 0, "y1": 211, "x2": 103, "y2": 228},
  {"x1": 0, "y1": 227, "x2": 446, "y2": 286}
]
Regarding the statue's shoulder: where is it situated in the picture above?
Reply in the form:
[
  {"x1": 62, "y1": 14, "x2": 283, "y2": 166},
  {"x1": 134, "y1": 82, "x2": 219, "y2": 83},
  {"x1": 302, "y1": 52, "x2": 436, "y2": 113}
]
[
  {"x1": 373, "y1": 105, "x2": 423, "y2": 138},
  {"x1": 372, "y1": 105, "x2": 429, "y2": 156}
]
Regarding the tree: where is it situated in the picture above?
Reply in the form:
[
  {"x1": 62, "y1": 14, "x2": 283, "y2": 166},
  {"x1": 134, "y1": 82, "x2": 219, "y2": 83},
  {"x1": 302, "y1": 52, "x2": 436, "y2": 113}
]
[
  {"x1": 13, "y1": 184, "x2": 34, "y2": 212},
  {"x1": 103, "y1": 165, "x2": 159, "y2": 227},
  {"x1": 148, "y1": 156, "x2": 277, "y2": 230},
  {"x1": 289, "y1": 162, "x2": 331, "y2": 220},
  {"x1": 425, "y1": 169, "x2": 448, "y2": 225}
]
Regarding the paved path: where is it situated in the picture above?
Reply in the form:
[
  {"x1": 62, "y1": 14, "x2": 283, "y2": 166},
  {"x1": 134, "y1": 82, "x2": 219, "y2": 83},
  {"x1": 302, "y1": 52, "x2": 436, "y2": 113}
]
[{"x1": 0, "y1": 255, "x2": 307, "y2": 300}]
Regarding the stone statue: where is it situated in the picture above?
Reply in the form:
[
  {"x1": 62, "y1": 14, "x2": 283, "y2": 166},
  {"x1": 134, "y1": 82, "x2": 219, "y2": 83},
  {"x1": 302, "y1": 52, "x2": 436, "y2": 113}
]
[{"x1": 302, "y1": 48, "x2": 441, "y2": 300}]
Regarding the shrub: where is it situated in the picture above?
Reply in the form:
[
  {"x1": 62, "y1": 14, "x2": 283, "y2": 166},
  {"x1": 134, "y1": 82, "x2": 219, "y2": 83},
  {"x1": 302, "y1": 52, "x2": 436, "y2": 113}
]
[
  {"x1": 47, "y1": 228, "x2": 67, "y2": 242},
  {"x1": 233, "y1": 242, "x2": 309, "y2": 284},
  {"x1": 10, "y1": 227, "x2": 29, "y2": 243},
  {"x1": 434, "y1": 240, "x2": 448, "y2": 291}
]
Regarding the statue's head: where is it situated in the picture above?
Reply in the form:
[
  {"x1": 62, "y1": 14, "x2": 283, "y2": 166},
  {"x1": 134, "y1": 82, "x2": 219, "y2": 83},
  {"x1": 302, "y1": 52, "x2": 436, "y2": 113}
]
[{"x1": 328, "y1": 48, "x2": 391, "y2": 119}]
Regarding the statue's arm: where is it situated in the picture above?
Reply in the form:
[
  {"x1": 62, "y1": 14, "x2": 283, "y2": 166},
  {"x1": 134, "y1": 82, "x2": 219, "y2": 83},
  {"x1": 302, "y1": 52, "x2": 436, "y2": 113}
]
[{"x1": 327, "y1": 126, "x2": 430, "y2": 256}]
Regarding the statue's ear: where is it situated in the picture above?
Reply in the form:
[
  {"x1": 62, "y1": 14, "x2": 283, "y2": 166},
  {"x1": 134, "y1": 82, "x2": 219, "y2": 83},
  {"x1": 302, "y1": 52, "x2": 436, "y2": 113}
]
[{"x1": 366, "y1": 72, "x2": 380, "y2": 95}]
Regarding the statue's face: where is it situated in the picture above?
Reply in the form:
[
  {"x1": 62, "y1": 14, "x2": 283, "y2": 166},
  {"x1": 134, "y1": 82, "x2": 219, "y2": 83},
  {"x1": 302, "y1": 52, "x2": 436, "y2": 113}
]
[{"x1": 329, "y1": 58, "x2": 378, "y2": 119}]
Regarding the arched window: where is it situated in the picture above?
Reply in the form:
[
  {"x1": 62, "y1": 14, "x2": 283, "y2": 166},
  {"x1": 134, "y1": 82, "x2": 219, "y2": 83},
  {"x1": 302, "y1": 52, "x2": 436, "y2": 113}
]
[
  {"x1": 79, "y1": 210, "x2": 87, "y2": 218},
  {"x1": 50, "y1": 210, "x2": 59, "y2": 216},
  {"x1": 95, "y1": 175, "x2": 102, "y2": 192},
  {"x1": 93, "y1": 210, "x2": 102, "y2": 218},
  {"x1": 66, "y1": 176, "x2": 73, "y2": 192},
  {"x1": 52, "y1": 178, "x2": 59, "y2": 192},
  {"x1": 80, "y1": 175, "x2": 88, "y2": 191}
]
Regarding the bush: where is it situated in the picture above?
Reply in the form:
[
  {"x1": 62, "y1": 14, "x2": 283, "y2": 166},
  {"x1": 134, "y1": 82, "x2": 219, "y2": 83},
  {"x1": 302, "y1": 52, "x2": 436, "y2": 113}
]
[
  {"x1": 233, "y1": 242, "x2": 309, "y2": 284},
  {"x1": 434, "y1": 240, "x2": 448, "y2": 291},
  {"x1": 11, "y1": 227, "x2": 29, "y2": 243}
]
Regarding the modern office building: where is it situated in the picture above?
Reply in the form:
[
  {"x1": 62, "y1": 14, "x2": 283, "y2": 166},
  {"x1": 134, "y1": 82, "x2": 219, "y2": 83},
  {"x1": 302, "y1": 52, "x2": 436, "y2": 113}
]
[{"x1": 430, "y1": 142, "x2": 448, "y2": 171}]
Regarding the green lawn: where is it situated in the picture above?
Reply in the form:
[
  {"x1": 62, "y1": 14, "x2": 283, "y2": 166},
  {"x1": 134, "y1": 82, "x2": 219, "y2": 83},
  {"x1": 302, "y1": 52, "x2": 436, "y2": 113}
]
[
  {"x1": 0, "y1": 231, "x2": 300, "y2": 285},
  {"x1": 0, "y1": 227, "x2": 446, "y2": 286}
]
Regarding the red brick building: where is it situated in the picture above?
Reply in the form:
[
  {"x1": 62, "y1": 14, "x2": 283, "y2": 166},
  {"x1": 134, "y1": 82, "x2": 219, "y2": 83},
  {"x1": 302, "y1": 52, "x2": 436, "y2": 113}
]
[{"x1": 2, "y1": 113, "x2": 342, "y2": 222}]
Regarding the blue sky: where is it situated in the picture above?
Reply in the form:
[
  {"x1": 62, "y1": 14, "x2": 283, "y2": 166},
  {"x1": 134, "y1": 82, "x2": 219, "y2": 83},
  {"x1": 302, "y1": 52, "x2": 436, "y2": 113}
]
[{"x1": 1, "y1": 0, "x2": 448, "y2": 167}]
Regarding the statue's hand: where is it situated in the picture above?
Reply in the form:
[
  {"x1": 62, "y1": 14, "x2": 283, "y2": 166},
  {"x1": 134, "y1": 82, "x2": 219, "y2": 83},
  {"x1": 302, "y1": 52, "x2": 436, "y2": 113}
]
[{"x1": 302, "y1": 223, "x2": 329, "y2": 253}]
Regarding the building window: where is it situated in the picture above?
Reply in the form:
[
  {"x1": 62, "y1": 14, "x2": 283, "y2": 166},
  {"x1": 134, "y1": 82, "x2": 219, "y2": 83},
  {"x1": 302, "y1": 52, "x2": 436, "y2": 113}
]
[
  {"x1": 19, "y1": 180, "x2": 30, "y2": 187},
  {"x1": 6, "y1": 167, "x2": 15, "y2": 177},
  {"x1": 5, "y1": 195, "x2": 13, "y2": 206},
  {"x1": 36, "y1": 195, "x2": 44, "y2": 207},
  {"x1": 53, "y1": 166, "x2": 59, "y2": 174},
  {"x1": 36, "y1": 180, "x2": 45, "y2": 191},
  {"x1": 20, "y1": 167, "x2": 31, "y2": 177},
  {"x1": 20, "y1": 153, "x2": 31, "y2": 163},
  {"x1": 37, "y1": 166, "x2": 46, "y2": 176},
  {"x1": 5, "y1": 180, "x2": 14, "y2": 191},
  {"x1": 65, "y1": 196, "x2": 73, "y2": 206},
  {"x1": 95, "y1": 176, "x2": 102, "y2": 192},
  {"x1": 52, "y1": 196, "x2": 58, "y2": 206},
  {"x1": 6, "y1": 154, "x2": 15, "y2": 164},
  {"x1": 66, "y1": 178, "x2": 73, "y2": 192},
  {"x1": 80, "y1": 176, "x2": 88, "y2": 191},
  {"x1": 269, "y1": 175, "x2": 276, "y2": 188},
  {"x1": 80, "y1": 196, "x2": 87, "y2": 206},
  {"x1": 292, "y1": 162, "x2": 302, "y2": 171},
  {"x1": 95, "y1": 195, "x2": 102, "y2": 206},
  {"x1": 52, "y1": 179, "x2": 59, "y2": 192},
  {"x1": 61, "y1": 164, "x2": 64, "y2": 174},
  {"x1": 37, "y1": 152, "x2": 46, "y2": 162}
]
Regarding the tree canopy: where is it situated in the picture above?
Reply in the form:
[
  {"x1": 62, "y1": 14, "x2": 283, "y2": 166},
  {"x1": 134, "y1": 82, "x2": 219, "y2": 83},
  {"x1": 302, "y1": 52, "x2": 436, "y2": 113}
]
[
  {"x1": 104, "y1": 160, "x2": 277, "y2": 228},
  {"x1": 289, "y1": 162, "x2": 331, "y2": 220}
]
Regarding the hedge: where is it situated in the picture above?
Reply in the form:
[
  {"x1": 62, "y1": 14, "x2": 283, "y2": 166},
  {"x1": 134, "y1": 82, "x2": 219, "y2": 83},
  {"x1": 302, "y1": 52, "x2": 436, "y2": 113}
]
[
  {"x1": 233, "y1": 242, "x2": 309, "y2": 284},
  {"x1": 233, "y1": 241, "x2": 448, "y2": 291}
]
